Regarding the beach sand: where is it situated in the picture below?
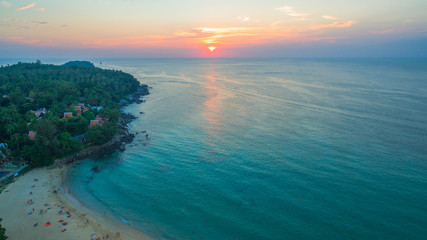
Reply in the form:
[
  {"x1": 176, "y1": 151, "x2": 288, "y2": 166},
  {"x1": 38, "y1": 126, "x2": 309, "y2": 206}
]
[{"x1": 0, "y1": 166, "x2": 153, "y2": 240}]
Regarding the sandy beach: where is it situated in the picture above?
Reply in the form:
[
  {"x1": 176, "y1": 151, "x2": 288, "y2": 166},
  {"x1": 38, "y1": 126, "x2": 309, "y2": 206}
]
[{"x1": 0, "y1": 166, "x2": 153, "y2": 240}]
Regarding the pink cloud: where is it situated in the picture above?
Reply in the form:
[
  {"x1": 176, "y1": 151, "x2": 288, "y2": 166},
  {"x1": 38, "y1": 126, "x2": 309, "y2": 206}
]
[{"x1": 16, "y1": 2, "x2": 35, "y2": 11}]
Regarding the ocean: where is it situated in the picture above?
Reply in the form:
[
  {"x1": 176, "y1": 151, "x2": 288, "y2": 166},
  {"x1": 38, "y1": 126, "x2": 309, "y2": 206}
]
[{"x1": 5, "y1": 58, "x2": 427, "y2": 239}]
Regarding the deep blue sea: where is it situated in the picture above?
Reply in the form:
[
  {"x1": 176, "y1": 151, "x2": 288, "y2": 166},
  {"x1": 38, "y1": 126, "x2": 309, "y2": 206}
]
[{"x1": 4, "y1": 58, "x2": 427, "y2": 239}]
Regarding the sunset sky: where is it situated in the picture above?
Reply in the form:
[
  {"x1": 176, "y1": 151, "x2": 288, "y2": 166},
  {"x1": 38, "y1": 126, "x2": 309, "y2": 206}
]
[{"x1": 1, "y1": 0, "x2": 427, "y2": 58}]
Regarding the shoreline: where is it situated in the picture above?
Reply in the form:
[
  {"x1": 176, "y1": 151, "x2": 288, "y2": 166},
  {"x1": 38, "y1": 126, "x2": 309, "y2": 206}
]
[
  {"x1": 0, "y1": 166, "x2": 154, "y2": 240},
  {"x1": 0, "y1": 85, "x2": 153, "y2": 239},
  {"x1": 61, "y1": 164, "x2": 156, "y2": 240},
  {"x1": 52, "y1": 85, "x2": 149, "y2": 168}
]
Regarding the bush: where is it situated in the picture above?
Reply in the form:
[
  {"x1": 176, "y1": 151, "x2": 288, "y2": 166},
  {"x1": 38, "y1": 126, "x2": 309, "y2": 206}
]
[{"x1": 0, "y1": 218, "x2": 7, "y2": 240}]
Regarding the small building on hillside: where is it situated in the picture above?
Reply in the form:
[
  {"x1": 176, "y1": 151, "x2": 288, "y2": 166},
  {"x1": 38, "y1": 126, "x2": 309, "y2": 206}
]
[
  {"x1": 28, "y1": 131, "x2": 36, "y2": 140},
  {"x1": 95, "y1": 115, "x2": 102, "y2": 122},
  {"x1": 78, "y1": 103, "x2": 89, "y2": 112},
  {"x1": 62, "y1": 112, "x2": 73, "y2": 120},
  {"x1": 31, "y1": 107, "x2": 47, "y2": 118},
  {"x1": 89, "y1": 120, "x2": 100, "y2": 128},
  {"x1": 91, "y1": 106, "x2": 103, "y2": 111},
  {"x1": 74, "y1": 106, "x2": 82, "y2": 115}
]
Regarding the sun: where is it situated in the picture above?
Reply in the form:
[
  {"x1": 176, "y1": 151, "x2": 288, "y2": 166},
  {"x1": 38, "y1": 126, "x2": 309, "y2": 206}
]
[{"x1": 208, "y1": 46, "x2": 216, "y2": 52}]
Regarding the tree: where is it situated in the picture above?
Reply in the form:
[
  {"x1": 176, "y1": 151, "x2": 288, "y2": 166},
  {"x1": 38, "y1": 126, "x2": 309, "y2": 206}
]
[
  {"x1": 100, "y1": 108, "x2": 119, "y2": 122},
  {"x1": 0, "y1": 218, "x2": 7, "y2": 240},
  {"x1": 0, "y1": 61, "x2": 149, "y2": 167},
  {"x1": 11, "y1": 133, "x2": 21, "y2": 154},
  {"x1": 24, "y1": 144, "x2": 54, "y2": 167},
  {"x1": 85, "y1": 126, "x2": 107, "y2": 145},
  {"x1": 64, "y1": 116, "x2": 89, "y2": 135},
  {"x1": 8, "y1": 88, "x2": 25, "y2": 105},
  {"x1": 4, "y1": 124, "x2": 14, "y2": 140}
]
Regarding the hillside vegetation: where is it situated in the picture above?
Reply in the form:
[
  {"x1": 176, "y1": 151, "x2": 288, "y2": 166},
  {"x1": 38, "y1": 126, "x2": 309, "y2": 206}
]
[{"x1": 0, "y1": 61, "x2": 148, "y2": 167}]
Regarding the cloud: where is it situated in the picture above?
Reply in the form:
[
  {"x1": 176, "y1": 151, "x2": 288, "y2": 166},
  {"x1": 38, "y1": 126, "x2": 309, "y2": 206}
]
[
  {"x1": 323, "y1": 15, "x2": 338, "y2": 20},
  {"x1": 311, "y1": 20, "x2": 357, "y2": 30},
  {"x1": 7, "y1": 36, "x2": 23, "y2": 40},
  {"x1": 0, "y1": 1, "x2": 11, "y2": 7},
  {"x1": 31, "y1": 21, "x2": 48, "y2": 25},
  {"x1": 1, "y1": 18, "x2": 27, "y2": 24},
  {"x1": 196, "y1": 27, "x2": 251, "y2": 33},
  {"x1": 61, "y1": 24, "x2": 68, "y2": 27},
  {"x1": 78, "y1": 16, "x2": 361, "y2": 50},
  {"x1": 275, "y1": 6, "x2": 307, "y2": 17},
  {"x1": 175, "y1": 31, "x2": 199, "y2": 37},
  {"x1": 16, "y1": 2, "x2": 35, "y2": 11},
  {"x1": 36, "y1": 8, "x2": 45, "y2": 11},
  {"x1": 1, "y1": 36, "x2": 45, "y2": 45},
  {"x1": 82, "y1": 35, "x2": 179, "y2": 48},
  {"x1": 237, "y1": 16, "x2": 250, "y2": 22},
  {"x1": 369, "y1": 28, "x2": 427, "y2": 35},
  {"x1": 291, "y1": 17, "x2": 307, "y2": 21},
  {"x1": 371, "y1": 29, "x2": 395, "y2": 35}
]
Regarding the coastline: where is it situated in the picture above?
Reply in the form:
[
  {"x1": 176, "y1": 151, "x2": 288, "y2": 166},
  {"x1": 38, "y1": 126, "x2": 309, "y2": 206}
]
[
  {"x1": 0, "y1": 166, "x2": 153, "y2": 240},
  {"x1": 0, "y1": 84, "x2": 152, "y2": 239}
]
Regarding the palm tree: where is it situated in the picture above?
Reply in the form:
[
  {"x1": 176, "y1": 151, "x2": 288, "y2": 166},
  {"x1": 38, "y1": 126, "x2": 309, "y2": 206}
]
[
  {"x1": 11, "y1": 133, "x2": 20, "y2": 153},
  {"x1": 4, "y1": 124, "x2": 14, "y2": 140}
]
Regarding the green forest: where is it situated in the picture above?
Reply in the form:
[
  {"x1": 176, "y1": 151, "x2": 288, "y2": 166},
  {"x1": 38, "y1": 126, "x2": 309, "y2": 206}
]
[{"x1": 0, "y1": 61, "x2": 147, "y2": 167}]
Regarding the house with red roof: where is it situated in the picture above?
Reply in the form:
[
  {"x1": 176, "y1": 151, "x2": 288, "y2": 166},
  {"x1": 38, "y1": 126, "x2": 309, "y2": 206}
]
[
  {"x1": 62, "y1": 112, "x2": 73, "y2": 120},
  {"x1": 74, "y1": 106, "x2": 82, "y2": 115},
  {"x1": 78, "y1": 103, "x2": 89, "y2": 112},
  {"x1": 28, "y1": 131, "x2": 36, "y2": 140},
  {"x1": 89, "y1": 120, "x2": 100, "y2": 128}
]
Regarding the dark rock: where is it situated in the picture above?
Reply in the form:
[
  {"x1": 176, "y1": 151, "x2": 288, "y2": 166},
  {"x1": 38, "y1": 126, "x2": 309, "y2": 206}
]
[
  {"x1": 119, "y1": 144, "x2": 126, "y2": 151},
  {"x1": 91, "y1": 166, "x2": 101, "y2": 172}
]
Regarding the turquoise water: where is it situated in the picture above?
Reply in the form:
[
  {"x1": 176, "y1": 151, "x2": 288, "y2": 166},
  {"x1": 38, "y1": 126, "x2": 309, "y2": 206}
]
[{"x1": 63, "y1": 59, "x2": 427, "y2": 240}]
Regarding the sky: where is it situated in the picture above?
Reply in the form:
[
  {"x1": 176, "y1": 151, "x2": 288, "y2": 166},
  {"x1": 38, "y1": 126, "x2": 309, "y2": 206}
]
[{"x1": 1, "y1": 0, "x2": 427, "y2": 58}]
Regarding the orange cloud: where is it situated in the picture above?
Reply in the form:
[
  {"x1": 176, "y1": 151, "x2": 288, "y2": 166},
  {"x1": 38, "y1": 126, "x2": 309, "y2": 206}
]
[
  {"x1": 75, "y1": 15, "x2": 358, "y2": 50},
  {"x1": 196, "y1": 27, "x2": 252, "y2": 33},
  {"x1": 16, "y1": 2, "x2": 35, "y2": 11},
  {"x1": 310, "y1": 20, "x2": 357, "y2": 30},
  {"x1": 175, "y1": 31, "x2": 199, "y2": 37}
]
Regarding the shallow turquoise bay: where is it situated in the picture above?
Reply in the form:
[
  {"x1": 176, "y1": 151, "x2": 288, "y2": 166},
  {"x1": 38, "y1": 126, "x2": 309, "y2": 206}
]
[{"x1": 64, "y1": 58, "x2": 427, "y2": 240}]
